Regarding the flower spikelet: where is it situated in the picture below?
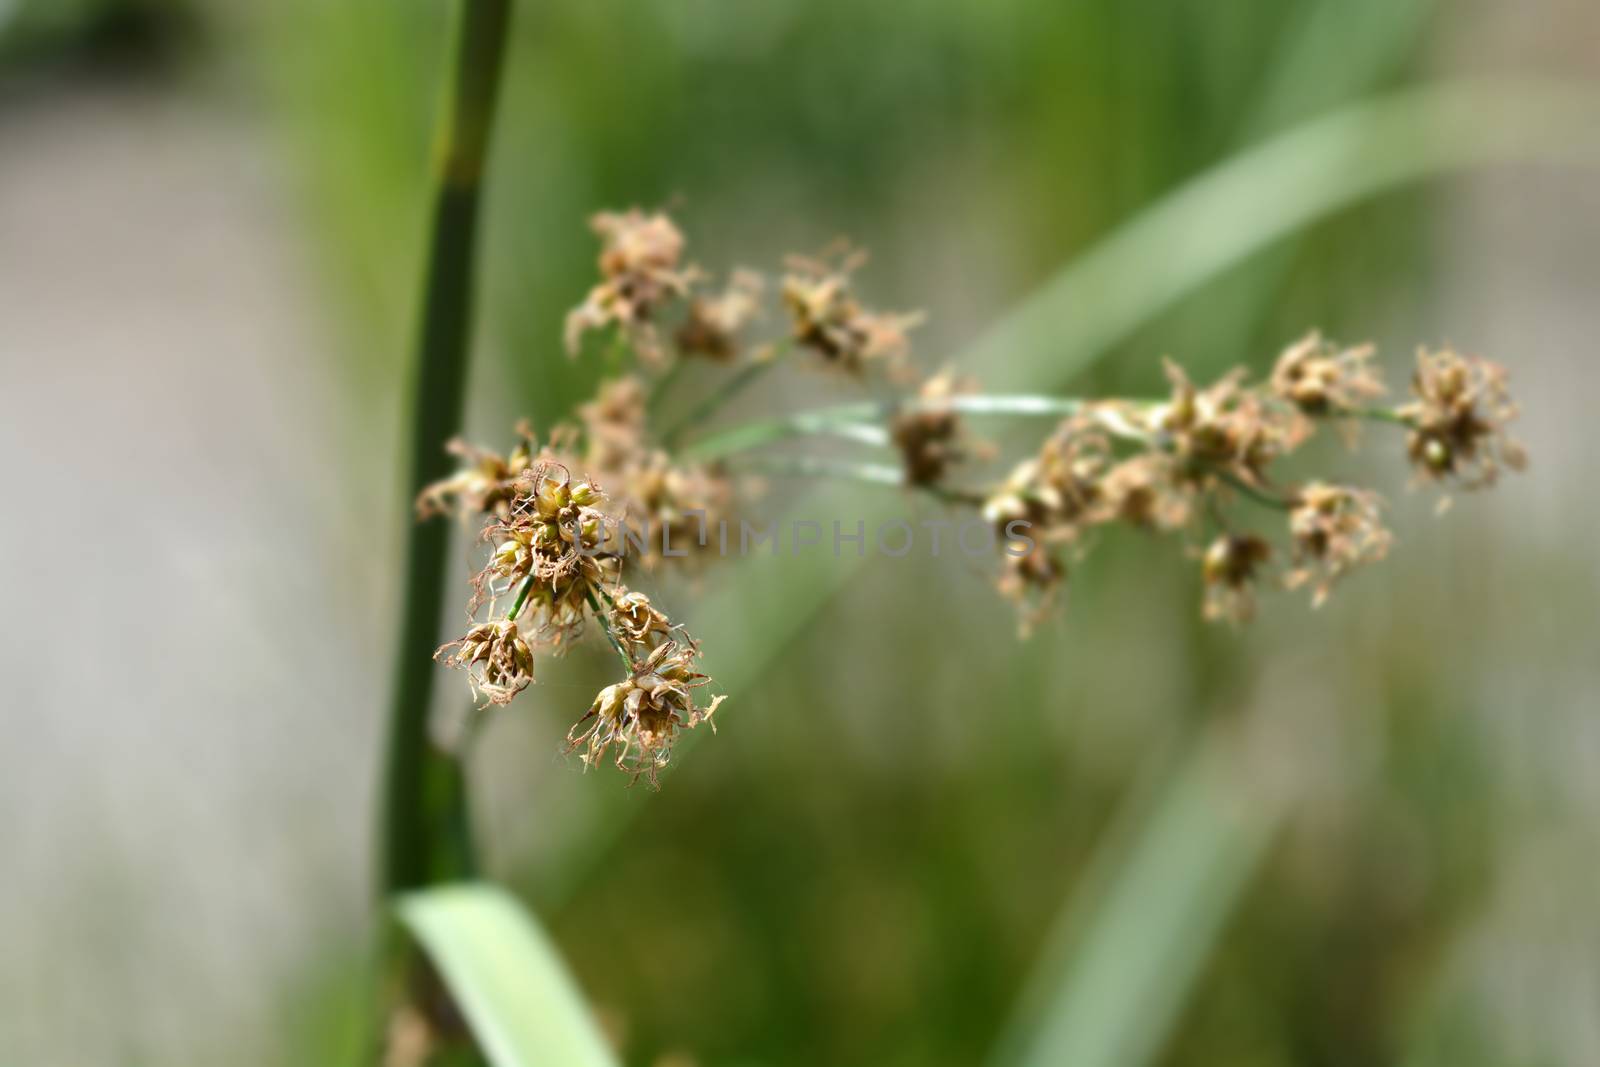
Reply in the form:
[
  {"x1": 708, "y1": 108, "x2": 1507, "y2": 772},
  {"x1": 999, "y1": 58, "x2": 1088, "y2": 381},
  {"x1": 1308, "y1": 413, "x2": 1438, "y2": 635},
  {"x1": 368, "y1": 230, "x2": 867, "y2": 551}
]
[
  {"x1": 416, "y1": 425, "x2": 537, "y2": 520},
  {"x1": 1270, "y1": 332, "x2": 1386, "y2": 415},
  {"x1": 677, "y1": 268, "x2": 764, "y2": 361},
  {"x1": 781, "y1": 248, "x2": 921, "y2": 375},
  {"x1": 568, "y1": 638, "x2": 726, "y2": 786},
  {"x1": 565, "y1": 209, "x2": 695, "y2": 363},
  {"x1": 1399, "y1": 347, "x2": 1526, "y2": 491},
  {"x1": 1285, "y1": 482, "x2": 1391, "y2": 607},
  {"x1": 435, "y1": 619, "x2": 535, "y2": 706},
  {"x1": 891, "y1": 371, "x2": 972, "y2": 487},
  {"x1": 1199, "y1": 533, "x2": 1273, "y2": 625}
]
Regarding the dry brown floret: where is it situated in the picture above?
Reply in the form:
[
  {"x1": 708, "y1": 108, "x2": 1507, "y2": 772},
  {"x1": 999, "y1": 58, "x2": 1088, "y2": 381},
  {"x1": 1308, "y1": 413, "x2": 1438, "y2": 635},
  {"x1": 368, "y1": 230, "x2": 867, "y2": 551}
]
[
  {"x1": 565, "y1": 209, "x2": 696, "y2": 363},
  {"x1": 1093, "y1": 453, "x2": 1192, "y2": 531},
  {"x1": 781, "y1": 248, "x2": 921, "y2": 375},
  {"x1": 1400, "y1": 347, "x2": 1526, "y2": 492},
  {"x1": 995, "y1": 545, "x2": 1067, "y2": 637},
  {"x1": 608, "y1": 590, "x2": 673, "y2": 651},
  {"x1": 579, "y1": 374, "x2": 648, "y2": 473},
  {"x1": 1152, "y1": 359, "x2": 1308, "y2": 486},
  {"x1": 1270, "y1": 332, "x2": 1386, "y2": 415},
  {"x1": 891, "y1": 372, "x2": 972, "y2": 487},
  {"x1": 435, "y1": 619, "x2": 535, "y2": 707},
  {"x1": 1200, "y1": 533, "x2": 1273, "y2": 625},
  {"x1": 677, "y1": 268, "x2": 764, "y2": 361},
  {"x1": 1285, "y1": 482, "x2": 1392, "y2": 607},
  {"x1": 415, "y1": 424, "x2": 537, "y2": 520},
  {"x1": 567, "y1": 638, "x2": 725, "y2": 786}
]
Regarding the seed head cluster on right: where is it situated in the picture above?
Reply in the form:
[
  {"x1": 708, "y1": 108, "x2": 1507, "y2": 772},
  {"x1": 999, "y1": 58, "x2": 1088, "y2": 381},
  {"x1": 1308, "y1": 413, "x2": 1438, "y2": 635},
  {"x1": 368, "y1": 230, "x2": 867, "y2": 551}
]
[{"x1": 981, "y1": 334, "x2": 1526, "y2": 629}]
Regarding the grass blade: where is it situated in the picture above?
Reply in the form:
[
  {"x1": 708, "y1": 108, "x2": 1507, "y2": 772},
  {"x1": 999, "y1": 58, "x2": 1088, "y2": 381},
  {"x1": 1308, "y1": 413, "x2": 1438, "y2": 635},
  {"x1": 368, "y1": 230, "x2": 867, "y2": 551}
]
[
  {"x1": 967, "y1": 80, "x2": 1600, "y2": 391},
  {"x1": 986, "y1": 732, "x2": 1286, "y2": 1067},
  {"x1": 396, "y1": 884, "x2": 619, "y2": 1067}
]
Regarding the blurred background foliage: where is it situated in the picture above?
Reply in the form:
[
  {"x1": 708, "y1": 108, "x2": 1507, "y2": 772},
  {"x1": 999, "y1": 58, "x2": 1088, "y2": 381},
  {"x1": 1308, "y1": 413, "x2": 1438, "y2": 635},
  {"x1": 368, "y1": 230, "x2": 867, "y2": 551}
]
[{"x1": 3, "y1": 1, "x2": 1598, "y2": 1065}]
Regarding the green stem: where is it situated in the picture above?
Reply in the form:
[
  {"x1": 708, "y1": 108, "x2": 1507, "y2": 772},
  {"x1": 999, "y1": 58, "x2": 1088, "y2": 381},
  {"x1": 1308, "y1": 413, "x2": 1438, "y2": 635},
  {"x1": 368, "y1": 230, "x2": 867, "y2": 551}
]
[
  {"x1": 662, "y1": 340, "x2": 795, "y2": 448},
  {"x1": 683, "y1": 390, "x2": 1415, "y2": 468},
  {"x1": 379, "y1": 0, "x2": 512, "y2": 898},
  {"x1": 680, "y1": 393, "x2": 1099, "y2": 462},
  {"x1": 585, "y1": 589, "x2": 635, "y2": 672},
  {"x1": 1211, "y1": 469, "x2": 1296, "y2": 512},
  {"x1": 724, "y1": 453, "x2": 986, "y2": 506},
  {"x1": 1332, "y1": 403, "x2": 1412, "y2": 426},
  {"x1": 646, "y1": 358, "x2": 688, "y2": 416},
  {"x1": 505, "y1": 575, "x2": 535, "y2": 622}
]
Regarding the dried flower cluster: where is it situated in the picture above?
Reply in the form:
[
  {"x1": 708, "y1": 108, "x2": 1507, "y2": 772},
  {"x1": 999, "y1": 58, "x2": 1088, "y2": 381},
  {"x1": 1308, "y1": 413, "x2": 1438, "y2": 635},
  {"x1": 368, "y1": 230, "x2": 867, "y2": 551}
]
[
  {"x1": 425, "y1": 210, "x2": 935, "y2": 782},
  {"x1": 781, "y1": 248, "x2": 922, "y2": 376},
  {"x1": 564, "y1": 209, "x2": 696, "y2": 364},
  {"x1": 1401, "y1": 347, "x2": 1527, "y2": 490},
  {"x1": 421, "y1": 208, "x2": 1528, "y2": 784},
  {"x1": 426, "y1": 445, "x2": 724, "y2": 783},
  {"x1": 891, "y1": 371, "x2": 979, "y2": 486},
  {"x1": 970, "y1": 338, "x2": 1524, "y2": 630}
]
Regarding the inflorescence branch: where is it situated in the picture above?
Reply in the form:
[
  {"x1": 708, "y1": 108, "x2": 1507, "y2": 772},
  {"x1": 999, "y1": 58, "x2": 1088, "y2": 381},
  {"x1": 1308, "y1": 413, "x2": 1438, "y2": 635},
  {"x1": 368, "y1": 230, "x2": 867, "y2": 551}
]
[{"x1": 418, "y1": 208, "x2": 1528, "y2": 782}]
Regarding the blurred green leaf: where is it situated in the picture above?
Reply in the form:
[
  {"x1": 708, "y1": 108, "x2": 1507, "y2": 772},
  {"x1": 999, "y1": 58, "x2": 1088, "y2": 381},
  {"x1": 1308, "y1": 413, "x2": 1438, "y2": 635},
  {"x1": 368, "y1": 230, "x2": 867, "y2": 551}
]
[
  {"x1": 396, "y1": 884, "x2": 618, "y2": 1067},
  {"x1": 986, "y1": 731, "x2": 1287, "y2": 1067},
  {"x1": 968, "y1": 80, "x2": 1600, "y2": 390}
]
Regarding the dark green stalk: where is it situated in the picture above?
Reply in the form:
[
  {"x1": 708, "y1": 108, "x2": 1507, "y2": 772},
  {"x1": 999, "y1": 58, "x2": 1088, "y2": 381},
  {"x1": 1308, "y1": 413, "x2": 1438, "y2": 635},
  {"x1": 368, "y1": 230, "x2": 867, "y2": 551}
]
[
  {"x1": 505, "y1": 574, "x2": 535, "y2": 622},
  {"x1": 379, "y1": 0, "x2": 512, "y2": 897},
  {"x1": 1212, "y1": 469, "x2": 1295, "y2": 512}
]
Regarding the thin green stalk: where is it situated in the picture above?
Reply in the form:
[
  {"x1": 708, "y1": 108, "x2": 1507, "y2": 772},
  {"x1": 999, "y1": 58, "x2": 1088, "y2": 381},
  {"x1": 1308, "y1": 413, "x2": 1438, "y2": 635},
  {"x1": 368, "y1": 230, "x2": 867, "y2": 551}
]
[
  {"x1": 726, "y1": 453, "x2": 904, "y2": 486},
  {"x1": 585, "y1": 589, "x2": 635, "y2": 672},
  {"x1": 1336, "y1": 403, "x2": 1412, "y2": 426},
  {"x1": 661, "y1": 340, "x2": 795, "y2": 448},
  {"x1": 680, "y1": 393, "x2": 1096, "y2": 462},
  {"x1": 505, "y1": 575, "x2": 535, "y2": 622},
  {"x1": 682, "y1": 391, "x2": 1414, "y2": 467},
  {"x1": 379, "y1": 0, "x2": 512, "y2": 897},
  {"x1": 1212, "y1": 469, "x2": 1296, "y2": 511},
  {"x1": 646, "y1": 358, "x2": 688, "y2": 416},
  {"x1": 724, "y1": 453, "x2": 985, "y2": 506}
]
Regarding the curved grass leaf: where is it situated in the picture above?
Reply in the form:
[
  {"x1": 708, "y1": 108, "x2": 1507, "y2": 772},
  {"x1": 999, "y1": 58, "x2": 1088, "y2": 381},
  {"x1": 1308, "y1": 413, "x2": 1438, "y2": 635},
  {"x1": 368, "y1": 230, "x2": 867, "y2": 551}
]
[
  {"x1": 396, "y1": 884, "x2": 618, "y2": 1067},
  {"x1": 985, "y1": 732, "x2": 1286, "y2": 1067},
  {"x1": 966, "y1": 80, "x2": 1600, "y2": 390}
]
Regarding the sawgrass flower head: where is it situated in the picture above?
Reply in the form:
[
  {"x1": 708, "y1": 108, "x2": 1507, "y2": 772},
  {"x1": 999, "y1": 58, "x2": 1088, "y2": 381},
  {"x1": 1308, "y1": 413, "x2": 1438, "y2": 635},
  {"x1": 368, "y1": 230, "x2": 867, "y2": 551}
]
[
  {"x1": 1400, "y1": 347, "x2": 1527, "y2": 491},
  {"x1": 781, "y1": 247, "x2": 921, "y2": 375}
]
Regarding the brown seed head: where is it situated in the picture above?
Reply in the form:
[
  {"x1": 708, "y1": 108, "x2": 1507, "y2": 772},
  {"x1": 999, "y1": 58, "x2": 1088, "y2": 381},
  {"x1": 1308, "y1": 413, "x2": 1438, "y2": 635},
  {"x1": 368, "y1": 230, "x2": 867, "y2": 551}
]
[
  {"x1": 1399, "y1": 347, "x2": 1526, "y2": 490},
  {"x1": 781, "y1": 248, "x2": 921, "y2": 375},
  {"x1": 1154, "y1": 360, "x2": 1308, "y2": 485},
  {"x1": 676, "y1": 269, "x2": 764, "y2": 361},
  {"x1": 416, "y1": 426, "x2": 537, "y2": 520},
  {"x1": 435, "y1": 618, "x2": 535, "y2": 706},
  {"x1": 565, "y1": 209, "x2": 696, "y2": 363},
  {"x1": 890, "y1": 372, "x2": 971, "y2": 486},
  {"x1": 1200, "y1": 533, "x2": 1273, "y2": 625},
  {"x1": 567, "y1": 638, "x2": 725, "y2": 786},
  {"x1": 1285, "y1": 482, "x2": 1391, "y2": 607},
  {"x1": 1269, "y1": 332, "x2": 1386, "y2": 415}
]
